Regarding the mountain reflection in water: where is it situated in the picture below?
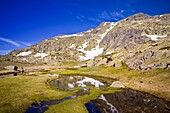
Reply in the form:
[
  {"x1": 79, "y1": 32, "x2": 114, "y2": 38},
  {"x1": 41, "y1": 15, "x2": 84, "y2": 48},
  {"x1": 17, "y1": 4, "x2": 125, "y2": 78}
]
[
  {"x1": 85, "y1": 89, "x2": 170, "y2": 113},
  {"x1": 49, "y1": 75, "x2": 110, "y2": 92},
  {"x1": 25, "y1": 75, "x2": 111, "y2": 113}
]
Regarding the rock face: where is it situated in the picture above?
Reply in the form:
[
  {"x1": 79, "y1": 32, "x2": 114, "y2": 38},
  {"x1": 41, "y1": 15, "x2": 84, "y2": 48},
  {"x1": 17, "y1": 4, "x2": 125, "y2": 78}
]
[{"x1": 1, "y1": 13, "x2": 170, "y2": 70}]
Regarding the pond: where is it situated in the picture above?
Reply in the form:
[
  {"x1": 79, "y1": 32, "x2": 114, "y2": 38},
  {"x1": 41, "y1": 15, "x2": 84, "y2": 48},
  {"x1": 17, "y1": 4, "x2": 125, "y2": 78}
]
[
  {"x1": 85, "y1": 88, "x2": 170, "y2": 113},
  {"x1": 0, "y1": 71, "x2": 20, "y2": 77},
  {"x1": 25, "y1": 75, "x2": 170, "y2": 113},
  {"x1": 25, "y1": 75, "x2": 111, "y2": 113},
  {"x1": 49, "y1": 75, "x2": 112, "y2": 93}
]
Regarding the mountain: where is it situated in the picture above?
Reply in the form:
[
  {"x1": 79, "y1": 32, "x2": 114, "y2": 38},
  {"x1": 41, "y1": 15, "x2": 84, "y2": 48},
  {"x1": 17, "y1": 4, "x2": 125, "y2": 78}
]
[{"x1": 1, "y1": 13, "x2": 170, "y2": 70}]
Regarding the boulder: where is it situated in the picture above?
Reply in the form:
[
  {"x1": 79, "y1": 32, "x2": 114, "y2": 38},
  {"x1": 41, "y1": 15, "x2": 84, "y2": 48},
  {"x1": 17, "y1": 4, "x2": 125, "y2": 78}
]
[
  {"x1": 110, "y1": 81, "x2": 125, "y2": 88},
  {"x1": 5, "y1": 66, "x2": 15, "y2": 70},
  {"x1": 48, "y1": 74, "x2": 59, "y2": 77}
]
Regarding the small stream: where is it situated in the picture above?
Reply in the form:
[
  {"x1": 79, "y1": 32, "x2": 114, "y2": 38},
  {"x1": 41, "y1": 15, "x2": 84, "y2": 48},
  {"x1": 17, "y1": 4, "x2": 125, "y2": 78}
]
[{"x1": 25, "y1": 75, "x2": 170, "y2": 113}]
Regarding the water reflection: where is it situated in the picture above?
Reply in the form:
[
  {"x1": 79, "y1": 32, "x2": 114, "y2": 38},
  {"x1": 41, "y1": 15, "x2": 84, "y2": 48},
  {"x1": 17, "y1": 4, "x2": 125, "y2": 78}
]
[
  {"x1": 0, "y1": 72, "x2": 18, "y2": 77},
  {"x1": 25, "y1": 95, "x2": 77, "y2": 113},
  {"x1": 85, "y1": 89, "x2": 170, "y2": 113},
  {"x1": 13, "y1": 72, "x2": 18, "y2": 76},
  {"x1": 25, "y1": 76, "x2": 109, "y2": 113},
  {"x1": 49, "y1": 76, "x2": 110, "y2": 92}
]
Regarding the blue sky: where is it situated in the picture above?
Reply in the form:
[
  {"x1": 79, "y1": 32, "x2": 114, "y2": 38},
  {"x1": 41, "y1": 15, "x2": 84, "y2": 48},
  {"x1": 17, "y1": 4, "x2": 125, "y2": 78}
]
[{"x1": 0, "y1": 0, "x2": 170, "y2": 55}]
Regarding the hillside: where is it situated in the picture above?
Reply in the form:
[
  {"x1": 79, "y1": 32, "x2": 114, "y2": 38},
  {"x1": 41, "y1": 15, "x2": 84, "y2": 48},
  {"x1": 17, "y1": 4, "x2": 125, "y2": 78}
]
[{"x1": 1, "y1": 13, "x2": 170, "y2": 70}]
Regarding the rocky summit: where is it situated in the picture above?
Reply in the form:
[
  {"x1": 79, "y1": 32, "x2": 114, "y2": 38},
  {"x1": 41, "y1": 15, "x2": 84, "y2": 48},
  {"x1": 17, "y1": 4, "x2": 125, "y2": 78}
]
[{"x1": 1, "y1": 13, "x2": 170, "y2": 70}]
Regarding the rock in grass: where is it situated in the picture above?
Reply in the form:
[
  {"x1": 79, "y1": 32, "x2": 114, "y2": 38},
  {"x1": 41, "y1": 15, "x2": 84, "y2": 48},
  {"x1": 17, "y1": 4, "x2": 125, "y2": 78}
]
[
  {"x1": 48, "y1": 74, "x2": 59, "y2": 77},
  {"x1": 110, "y1": 81, "x2": 125, "y2": 88},
  {"x1": 5, "y1": 66, "x2": 15, "y2": 70}
]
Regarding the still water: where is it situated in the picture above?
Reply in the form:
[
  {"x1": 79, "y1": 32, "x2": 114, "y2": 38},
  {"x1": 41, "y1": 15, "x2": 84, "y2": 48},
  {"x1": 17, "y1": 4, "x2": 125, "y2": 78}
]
[
  {"x1": 85, "y1": 89, "x2": 170, "y2": 113},
  {"x1": 25, "y1": 75, "x2": 170, "y2": 113}
]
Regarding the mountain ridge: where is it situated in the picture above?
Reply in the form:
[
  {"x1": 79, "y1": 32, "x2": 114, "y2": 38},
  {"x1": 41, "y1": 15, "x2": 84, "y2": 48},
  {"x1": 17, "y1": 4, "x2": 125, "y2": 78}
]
[{"x1": 1, "y1": 13, "x2": 170, "y2": 70}]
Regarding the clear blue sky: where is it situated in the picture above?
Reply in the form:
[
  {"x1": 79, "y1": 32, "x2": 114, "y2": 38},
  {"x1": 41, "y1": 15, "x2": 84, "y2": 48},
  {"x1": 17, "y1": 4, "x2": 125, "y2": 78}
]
[{"x1": 0, "y1": 0, "x2": 170, "y2": 55}]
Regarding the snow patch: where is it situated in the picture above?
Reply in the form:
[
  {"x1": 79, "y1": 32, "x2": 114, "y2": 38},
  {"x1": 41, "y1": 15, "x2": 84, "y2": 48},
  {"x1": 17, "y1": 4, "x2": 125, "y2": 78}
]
[
  {"x1": 69, "y1": 44, "x2": 75, "y2": 48},
  {"x1": 143, "y1": 34, "x2": 167, "y2": 41},
  {"x1": 106, "y1": 51, "x2": 114, "y2": 55},
  {"x1": 34, "y1": 53, "x2": 48, "y2": 59},
  {"x1": 20, "y1": 58, "x2": 27, "y2": 61},
  {"x1": 99, "y1": 22, "x2": 117, "y2": 39},
  {"x1": 17, "y1": 51, "x2": 32, "y2": 56},
  {"x1": 77, "y1": 77, "x2": 104, "y2": 88},
  {"x1": 78, "y1": 42, "x2": 88, "y2": 50},
  {"x1": 60, "y1": 33, "x2": 83, "y2": 38},
  {"x1": 78, "y1": 23, "x2": 117, "y2": 61},
  {"x1": 85, "y1": 29, "x2": 93, "y2": 33},
  {"x1": 156, "y1": 20, "x2": 160, "y2": 22},
  {"x1": 48, "y1": 74, "x2": 59, "y2": 77},
  {"x1": 68, "y1": 83, "x2": 74, "y2": 88},
  {"x1": 99, "y1": 94, "x2": 118, "y2": 112},
  {"x1": 73, "y1": 66, "x2": 80, "y2": 68},
  {"x1": 78, "y1": 44, "x2": 104, "y2": 60}
]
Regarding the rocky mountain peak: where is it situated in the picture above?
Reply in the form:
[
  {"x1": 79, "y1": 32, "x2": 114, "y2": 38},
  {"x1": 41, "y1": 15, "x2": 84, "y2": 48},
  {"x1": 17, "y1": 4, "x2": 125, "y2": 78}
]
[
  {"x1": 1, "y1": 13, "x2": 170, "y2": 70},
  {"x1": 130, "y1": 12, "x2": 150, "y2": 18}
]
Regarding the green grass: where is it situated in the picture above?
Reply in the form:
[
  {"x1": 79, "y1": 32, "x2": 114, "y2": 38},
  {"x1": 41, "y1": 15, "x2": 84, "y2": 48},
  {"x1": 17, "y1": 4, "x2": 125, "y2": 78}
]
[
  {"x1": 59, "y1": 65, "x2": 170, "y2": 99},
  {"x1": 60, "y1": 65, "x2": 139, "y2": 79},
  {"x1": 46, "y1": 88, "x2": 101, "y2": 113},
  {"x1": 46, "y1": 88, "x2": 120, "y2": 113},
  {"x1": 0, "y1": 65, "x2": 170, "y2": 113},
  {"x1": 62, "y1": 62, "x2": 79, "y2": 66},
  {"x1": 0, "y1": 75, "x2": 73, "y2": 113}
]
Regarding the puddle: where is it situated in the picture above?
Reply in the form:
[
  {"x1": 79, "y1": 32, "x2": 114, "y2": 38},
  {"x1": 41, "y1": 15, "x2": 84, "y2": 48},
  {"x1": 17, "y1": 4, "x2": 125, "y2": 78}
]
[
  {"x1": 49, "y1": 75, "x2": 111, "y2": 92},
  {"x1": 85, "y1": 88, "x2": 170, "y2": 113},
  {"x1": 0, "y1": 72, "x2": 19, "y2": 77},
  {"x1": 25, "y1": 75, "x2": 111, "y2": 113},
  {"x1": 25, "y1": 76, "x2": 170, "y2": 113},
  {"x1": 25, "y1": 95, "x2": 77, "y2": 113}
]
